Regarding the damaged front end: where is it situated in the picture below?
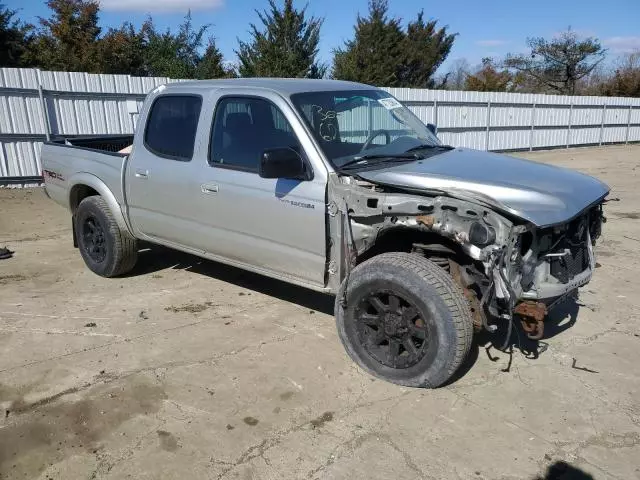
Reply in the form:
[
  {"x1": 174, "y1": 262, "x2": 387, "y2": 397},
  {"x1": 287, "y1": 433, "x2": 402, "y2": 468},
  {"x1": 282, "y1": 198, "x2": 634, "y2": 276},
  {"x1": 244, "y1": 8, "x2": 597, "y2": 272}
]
[{"x1": 327, "y1": 173, "x2": 606, "y2": 338}]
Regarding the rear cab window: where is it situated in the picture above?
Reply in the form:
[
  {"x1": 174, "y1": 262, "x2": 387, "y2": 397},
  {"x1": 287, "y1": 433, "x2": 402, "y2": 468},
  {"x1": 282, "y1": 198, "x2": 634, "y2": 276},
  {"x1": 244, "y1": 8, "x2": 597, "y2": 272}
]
[{"x1": 144, "y1": 95, "x2": 202, "y2": 161}]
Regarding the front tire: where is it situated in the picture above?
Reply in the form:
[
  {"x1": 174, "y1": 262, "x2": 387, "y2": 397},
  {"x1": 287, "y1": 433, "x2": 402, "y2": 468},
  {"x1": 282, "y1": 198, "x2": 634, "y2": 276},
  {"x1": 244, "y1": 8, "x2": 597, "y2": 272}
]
[
  {"x1": 335, "y1": 252, "x2": 473, "y2": 388},
  {"x1": 75, "y1": 196, "x2": 138, "y2": 277}
]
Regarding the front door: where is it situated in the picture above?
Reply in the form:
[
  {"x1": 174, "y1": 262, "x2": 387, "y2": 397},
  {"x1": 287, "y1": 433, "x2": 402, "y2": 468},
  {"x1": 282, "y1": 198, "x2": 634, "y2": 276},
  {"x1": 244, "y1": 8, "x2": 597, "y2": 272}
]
[{"x1": 192, "y1": 93, "x2": 327, "y2": 285}]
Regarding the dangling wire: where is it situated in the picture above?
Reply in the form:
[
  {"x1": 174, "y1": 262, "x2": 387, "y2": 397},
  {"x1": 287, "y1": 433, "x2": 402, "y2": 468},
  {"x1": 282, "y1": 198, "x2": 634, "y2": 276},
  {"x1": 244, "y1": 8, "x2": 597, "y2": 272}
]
[{"x1": 340, "y1": 202, "x2": 358, "y2": 309}]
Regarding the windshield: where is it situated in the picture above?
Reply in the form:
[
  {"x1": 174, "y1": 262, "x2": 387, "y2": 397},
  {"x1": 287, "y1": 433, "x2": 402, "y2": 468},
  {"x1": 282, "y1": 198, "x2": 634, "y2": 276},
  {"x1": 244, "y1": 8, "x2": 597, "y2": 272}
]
[{"x1": 290, "y1": 89, "x2": 441, "y2": 169}]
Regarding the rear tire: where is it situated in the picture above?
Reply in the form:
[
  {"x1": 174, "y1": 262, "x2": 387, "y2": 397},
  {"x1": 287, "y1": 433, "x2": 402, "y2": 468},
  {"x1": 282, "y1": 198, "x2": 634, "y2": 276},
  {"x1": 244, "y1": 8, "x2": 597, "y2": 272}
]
[
  {"x1": 335, "y1": 252, "x2": 473, "y2": 388},
  {"x1": 74, "y1": 196, "x2": 138, "y2": 277}
]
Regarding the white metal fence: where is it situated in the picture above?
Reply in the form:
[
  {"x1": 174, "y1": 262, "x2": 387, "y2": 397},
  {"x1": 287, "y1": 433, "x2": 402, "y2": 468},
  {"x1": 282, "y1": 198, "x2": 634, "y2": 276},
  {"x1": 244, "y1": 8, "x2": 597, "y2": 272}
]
[{"x1": 1, "y1": 67, "x2": 639, "y2": 184}]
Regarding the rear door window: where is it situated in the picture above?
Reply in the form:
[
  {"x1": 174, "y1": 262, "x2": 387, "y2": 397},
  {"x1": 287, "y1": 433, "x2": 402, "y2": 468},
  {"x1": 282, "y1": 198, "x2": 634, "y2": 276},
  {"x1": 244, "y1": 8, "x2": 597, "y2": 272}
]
[{"x1": 144, "y1": 95, "x2": 202, "y2": 161}]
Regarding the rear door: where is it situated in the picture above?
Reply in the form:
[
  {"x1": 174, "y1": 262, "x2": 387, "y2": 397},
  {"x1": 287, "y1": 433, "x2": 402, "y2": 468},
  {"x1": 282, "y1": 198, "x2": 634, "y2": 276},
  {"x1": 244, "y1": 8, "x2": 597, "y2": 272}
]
[{"x1": 126, "y1": 93, "x2": 209, "y2": 247}]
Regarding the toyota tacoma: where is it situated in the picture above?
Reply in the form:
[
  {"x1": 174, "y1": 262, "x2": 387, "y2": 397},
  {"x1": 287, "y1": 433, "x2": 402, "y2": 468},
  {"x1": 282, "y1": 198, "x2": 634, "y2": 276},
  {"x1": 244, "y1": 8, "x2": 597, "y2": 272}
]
[{"x1": 42, "y1": 79, "x2": 609, "y2": 387}]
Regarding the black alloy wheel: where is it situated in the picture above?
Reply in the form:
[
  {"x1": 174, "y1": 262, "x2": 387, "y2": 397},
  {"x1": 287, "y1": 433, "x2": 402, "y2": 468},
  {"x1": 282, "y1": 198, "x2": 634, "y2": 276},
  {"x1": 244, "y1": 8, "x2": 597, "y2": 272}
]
[
  {"x1": 355, "y1": 291, "x2": 429, "y2": 369},
  {"x1": 81, "y1": 215, "x2": 107, "y2": 263},
  {"x1": 335, "y1": 252, "x2": 474, "y2": 388}
]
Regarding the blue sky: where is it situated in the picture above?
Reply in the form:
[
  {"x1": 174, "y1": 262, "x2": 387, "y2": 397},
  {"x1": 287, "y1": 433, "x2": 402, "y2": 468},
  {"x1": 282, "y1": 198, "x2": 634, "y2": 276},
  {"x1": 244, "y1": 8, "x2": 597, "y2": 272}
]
[{"x1": 8, "y1": 0, "x2": 640, "y2": 74}]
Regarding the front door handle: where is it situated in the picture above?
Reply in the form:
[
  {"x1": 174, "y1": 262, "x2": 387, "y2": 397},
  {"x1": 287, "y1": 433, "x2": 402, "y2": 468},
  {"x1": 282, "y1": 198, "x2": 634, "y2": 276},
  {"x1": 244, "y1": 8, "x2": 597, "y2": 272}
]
[
  {"x1": 135, "y1": 169, "x2": 149, "y2": 179},
  {"x1": 201, "y1": 184, "x2": 218, "y2": 194}
]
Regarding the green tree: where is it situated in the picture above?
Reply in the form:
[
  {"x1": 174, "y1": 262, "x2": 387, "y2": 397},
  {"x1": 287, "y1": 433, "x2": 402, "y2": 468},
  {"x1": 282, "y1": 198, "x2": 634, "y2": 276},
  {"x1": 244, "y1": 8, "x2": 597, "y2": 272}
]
[
  {"x1": 0, "y1": 4, "x2": 33, "y2": 67},
  {"x1": 27, "y1": 0, "x2": 102, "y2": 72},
  {"x1": 99, "y1": 22, "x2": 148, "y2": 76},
  {"x1": 400, "y1": 11, "x2": 456, "y2": 87},
  {"x1": 237, "y1": 0, "x2": 325, "y2": 78},
  {"x1": 196, "y1": 39, "x2": 236, "y2": 79},
  {"x1": 504, "y1": 29, "x2": 606, "y2": 95},
  {"x1": 333, "y1": 1, "x2": 455, "y2": 87},
  {"x1": 465, "y1": 57, "x2": 514, "y2": 92},
  {"x1": 332, "y1": 0, "x2": 405, "y2": 86},
  {"x1": 144, "y1": 13, "x2": 209, "y2": 78}
]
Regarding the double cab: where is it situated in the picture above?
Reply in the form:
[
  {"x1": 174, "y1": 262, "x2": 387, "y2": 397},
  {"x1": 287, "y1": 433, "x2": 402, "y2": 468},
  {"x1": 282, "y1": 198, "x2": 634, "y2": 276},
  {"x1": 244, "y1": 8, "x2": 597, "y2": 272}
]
[{"x1": 43, "y1": 79, "x2": 609, "y2": 387}]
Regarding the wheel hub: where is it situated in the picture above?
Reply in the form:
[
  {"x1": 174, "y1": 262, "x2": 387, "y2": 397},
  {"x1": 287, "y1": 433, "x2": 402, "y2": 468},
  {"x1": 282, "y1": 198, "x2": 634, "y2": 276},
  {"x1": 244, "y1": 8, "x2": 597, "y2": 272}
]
[
  {"x1": 383, "y1": 312, "x2": 407, "y2": 337},
  {"x1": 82, "y1": 215, "x2": 107, "y2": 263},
  {"x1": 355, "y1": 291, "x2": 429, "y2": 369}
]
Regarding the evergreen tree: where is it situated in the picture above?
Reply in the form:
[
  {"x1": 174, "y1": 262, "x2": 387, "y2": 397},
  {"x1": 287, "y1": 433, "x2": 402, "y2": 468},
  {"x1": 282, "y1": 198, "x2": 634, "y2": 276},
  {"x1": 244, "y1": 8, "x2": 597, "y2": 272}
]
[
  {"x1": 332, "y1": 0, "x2": 405, "y2": 86},
  {"x1": 400, "y1": 11, "x2": 456, "y2": 88},
  {"x1": 196, "y1": 39, "x2": 236, "y2": 79},
  {"x1": 0, "y1": 4, "x2": 33, "y2": 67},
  {"x1": 333, "y1": 1, "x2": 455, "y2": 87},
  {"x1": 99, "y1": 22, "x2": 148, "y2": 76},
  {"x1": 144, "y1": 13, "x2": 209, "y2": 78},
  {"x1": 27, "y1": 0, "x2": 102, "y2": 72},
  {"x1": 236, "y1": 0, "x2": 325, "y2": 78}
]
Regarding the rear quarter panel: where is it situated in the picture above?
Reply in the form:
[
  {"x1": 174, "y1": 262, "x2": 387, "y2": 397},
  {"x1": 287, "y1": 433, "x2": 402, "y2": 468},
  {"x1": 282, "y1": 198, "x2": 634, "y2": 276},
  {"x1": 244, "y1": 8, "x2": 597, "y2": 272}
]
[{"x1": 42, "y1": 143, "x2": 127, "y2": 211}]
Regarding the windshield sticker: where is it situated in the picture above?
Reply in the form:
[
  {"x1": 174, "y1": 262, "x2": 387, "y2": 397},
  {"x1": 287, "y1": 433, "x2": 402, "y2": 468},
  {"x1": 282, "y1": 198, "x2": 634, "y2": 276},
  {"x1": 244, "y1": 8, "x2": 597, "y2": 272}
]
[
  {"x1": 312, "y1": 105, "x2": 339, "y2": 141},
  {"x1": 378, "y1": 97, "x2": 403, "y2": 110}
]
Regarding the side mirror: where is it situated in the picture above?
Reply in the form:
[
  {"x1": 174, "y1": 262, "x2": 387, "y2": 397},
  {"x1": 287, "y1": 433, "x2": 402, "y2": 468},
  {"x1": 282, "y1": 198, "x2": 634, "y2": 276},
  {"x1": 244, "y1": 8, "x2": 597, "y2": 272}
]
[
  {"x1": 259, "y1": 147, "x2": 308, "y2": 180},
  {"x1": 426, "y1": 123, "x2": 438, "y2": 136}
]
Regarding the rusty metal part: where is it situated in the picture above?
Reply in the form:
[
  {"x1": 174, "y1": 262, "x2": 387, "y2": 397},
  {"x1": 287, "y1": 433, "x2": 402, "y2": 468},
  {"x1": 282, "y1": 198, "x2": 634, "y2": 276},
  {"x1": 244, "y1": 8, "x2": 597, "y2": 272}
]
[
  {"x1": 449, "y1": 259, "x2": 486, "y2": 332},
  {"x1": 514, "y1": 301, "x2": 548, "y2": 340},
  {"x1": 514, "y1": 301, "x2": 547, "y2": 322},
  {"x1": 416, "y1": 215, "x2": 435, "y2": 228}
]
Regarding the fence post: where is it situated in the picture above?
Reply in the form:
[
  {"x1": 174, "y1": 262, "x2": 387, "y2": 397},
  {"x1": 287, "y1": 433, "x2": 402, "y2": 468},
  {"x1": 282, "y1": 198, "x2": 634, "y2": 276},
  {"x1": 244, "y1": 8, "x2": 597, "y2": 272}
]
[
  {"x1": 625, "y1": 105, "x2": 633, "y2": 144},
  {"x1": 433, "y1": 98, "x2": 439, "y2": 128},
  {"x1": 485, "y1": 100, "x2": 491, "y2": 151},
  {"x1": 566, "y1": 101, "x2": 573, "y2": 148},
  {"x1": 35, "y1": 69, "x2": 51, "y2": 142},
  {"x1": 599, "y1": 104, "x2": 606, "y2": 146},
  {"x1": 367, "y1": 98, "x2": 373, "y2": 138},
  {"x1": 529, "y1": 103, "x2": 536, "y2": 151}
]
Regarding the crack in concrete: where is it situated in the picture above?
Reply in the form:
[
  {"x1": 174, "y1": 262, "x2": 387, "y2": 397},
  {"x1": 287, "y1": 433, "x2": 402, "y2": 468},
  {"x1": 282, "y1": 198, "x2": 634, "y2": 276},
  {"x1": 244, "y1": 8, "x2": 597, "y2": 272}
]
[
  {"x1": 0, "y1": 303, "x2": 267, "y2": 374},
  {"x1": 0, "y1": 326, "x2": 122, "y2": 338},
  {"x1": 3, "y1": 383, "x2": 88, "y2": 416},
  {"x1": 90, "y1": 421, "x2": 166, "y2": 477},
  {"x1": 539, "y1": 434, "x2": 634, "y2": 480},
  {"x1": 307, "y1": 432, "x2": 433, "y2": 480},
  {"x1": 212, "y1": 391, "x2": 415, "y2": 479},
  {"x1": 560, "y1": 431, "x2": 640, "y2": 452},
  {"x1": 554, "y1": 327, "x2": 630, "y2": 347}
]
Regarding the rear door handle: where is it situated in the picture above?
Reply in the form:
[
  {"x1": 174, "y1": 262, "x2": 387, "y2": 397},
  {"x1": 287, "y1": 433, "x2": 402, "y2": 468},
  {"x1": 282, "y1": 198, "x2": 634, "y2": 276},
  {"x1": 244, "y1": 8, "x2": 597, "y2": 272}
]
[
  {"x1": 201, "y1": 184, "x2": 218, "y2": 194},
  {"x1": 135, "y1": 169, "x2": 149, "y2": 179}
]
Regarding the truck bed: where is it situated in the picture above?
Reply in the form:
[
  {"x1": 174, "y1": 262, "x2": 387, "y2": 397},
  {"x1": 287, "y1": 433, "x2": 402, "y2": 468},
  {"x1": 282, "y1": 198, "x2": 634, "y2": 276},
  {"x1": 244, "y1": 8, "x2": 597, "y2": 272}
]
[
  {"x1": 51, "y1": 135, "x2": 134, "y2": 154},
  {"x1": 41, "y1": 136, "x2": 133, "y2": 212}
]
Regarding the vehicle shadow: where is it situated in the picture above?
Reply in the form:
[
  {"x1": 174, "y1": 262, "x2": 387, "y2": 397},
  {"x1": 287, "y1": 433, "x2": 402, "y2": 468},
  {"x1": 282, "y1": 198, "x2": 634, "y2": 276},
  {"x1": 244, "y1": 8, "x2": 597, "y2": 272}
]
[
  {"x1": 479, "y1": 298, "x2": 581, "y2": 371},
  {"x1": 129, "y1": 245, "x2": 585, "y2": 383},
  {"x1": 446, "y1": 298, "x2": 581, "y2": 385},
  {"x1": 534, "y1": 460, "x2": 594, "y2": 480},
  {"x1": 128, "y1": 244, "x2": 335, "y2": 315}
]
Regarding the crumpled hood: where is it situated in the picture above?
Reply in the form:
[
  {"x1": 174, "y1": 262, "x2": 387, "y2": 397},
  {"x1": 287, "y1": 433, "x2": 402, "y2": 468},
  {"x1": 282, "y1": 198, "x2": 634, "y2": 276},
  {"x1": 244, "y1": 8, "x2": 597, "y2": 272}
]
[{"x1": 356, "y1": 148, "x2": 610, "y2": 227}]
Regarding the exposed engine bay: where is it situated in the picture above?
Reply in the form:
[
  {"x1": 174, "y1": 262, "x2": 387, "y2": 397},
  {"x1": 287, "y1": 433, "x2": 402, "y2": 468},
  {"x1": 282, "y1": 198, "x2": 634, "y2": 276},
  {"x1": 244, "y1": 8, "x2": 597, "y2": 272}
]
[{"x1": 327, "y1": 173, "x2": 606, "y2": 338}]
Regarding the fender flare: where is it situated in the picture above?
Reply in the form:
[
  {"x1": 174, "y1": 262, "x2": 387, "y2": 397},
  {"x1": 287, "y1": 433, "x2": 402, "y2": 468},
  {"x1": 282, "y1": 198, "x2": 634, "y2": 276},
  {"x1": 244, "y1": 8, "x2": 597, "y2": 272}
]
[{"x1": 68, "y1": 172, "x2": 133, "y2": 235}]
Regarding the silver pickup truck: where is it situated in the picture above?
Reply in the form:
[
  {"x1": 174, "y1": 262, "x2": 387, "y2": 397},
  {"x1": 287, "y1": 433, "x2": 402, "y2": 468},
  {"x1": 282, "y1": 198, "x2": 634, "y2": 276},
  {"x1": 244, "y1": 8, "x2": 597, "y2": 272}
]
[{"x1": 42, "y1": 78, "x2": 609, "y2": 388}]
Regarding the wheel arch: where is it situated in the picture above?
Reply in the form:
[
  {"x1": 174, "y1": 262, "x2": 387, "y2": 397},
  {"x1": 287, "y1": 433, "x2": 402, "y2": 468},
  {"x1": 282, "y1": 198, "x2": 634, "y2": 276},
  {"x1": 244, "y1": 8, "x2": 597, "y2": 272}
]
[
  {"x1": 67, "y1": 173, "x2": 132, "y2": 234},
  {"x1": 356, "y1": 226, "x2": 470, "y2": 266}
]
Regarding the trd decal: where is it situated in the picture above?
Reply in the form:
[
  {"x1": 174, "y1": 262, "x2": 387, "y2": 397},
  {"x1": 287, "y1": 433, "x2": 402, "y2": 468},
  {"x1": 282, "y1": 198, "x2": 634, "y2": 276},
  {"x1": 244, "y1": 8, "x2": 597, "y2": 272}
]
[{"x1": 43, "y1": 169, "x2": 65, "y2": 181}]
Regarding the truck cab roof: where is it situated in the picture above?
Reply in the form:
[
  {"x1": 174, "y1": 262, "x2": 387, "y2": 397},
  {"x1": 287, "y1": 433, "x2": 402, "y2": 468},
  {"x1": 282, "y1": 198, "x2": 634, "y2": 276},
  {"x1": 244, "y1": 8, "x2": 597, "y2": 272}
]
[{"x1": 158, "y1": 78, "x2": 375, "y2": 96}]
